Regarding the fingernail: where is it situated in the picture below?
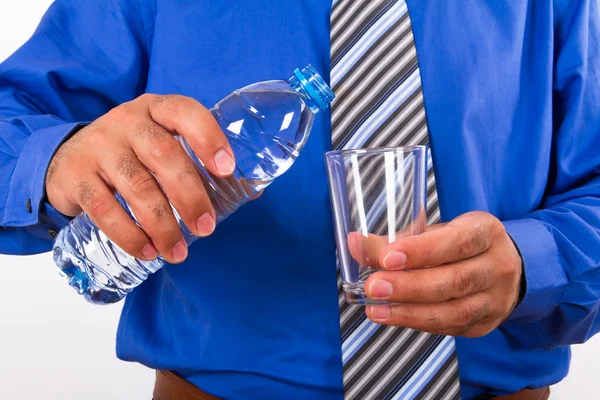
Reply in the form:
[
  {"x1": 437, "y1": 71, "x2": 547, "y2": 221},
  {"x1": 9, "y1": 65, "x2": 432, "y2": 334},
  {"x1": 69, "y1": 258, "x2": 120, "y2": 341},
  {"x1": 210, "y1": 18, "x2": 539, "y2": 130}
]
[
  {"x1": 368, "y1": 305, "x2": 391, "y2": 320},
  {"x1": 171, "y1": 239, "x2": 188, "y2": 262},
  {"x1": 369, "y1": 279, "x2": 393, "y2": 299},
  {"x1": 214, "y1": 149, "x2": 235, "y2": 175},
  {"x1": 141, "y1": 243, "x2": 159, "y2": 260},
  {"x1": 383, "y1": 251, "x2": 407, "y2": 269},
  {"x1": 196, "y1": 213, "x2": 216, "y2": 237},
  {"x1": 347, "y1": 233, "x2": 357, "y2": 250}
]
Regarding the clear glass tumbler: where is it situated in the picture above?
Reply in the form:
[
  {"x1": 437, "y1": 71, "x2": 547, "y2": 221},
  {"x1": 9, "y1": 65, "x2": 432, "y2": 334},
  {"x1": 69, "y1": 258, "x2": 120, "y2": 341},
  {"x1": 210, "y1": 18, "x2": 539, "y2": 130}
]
[{"x1": 326, "y1": 146, "x2": 428, "y2": 304}]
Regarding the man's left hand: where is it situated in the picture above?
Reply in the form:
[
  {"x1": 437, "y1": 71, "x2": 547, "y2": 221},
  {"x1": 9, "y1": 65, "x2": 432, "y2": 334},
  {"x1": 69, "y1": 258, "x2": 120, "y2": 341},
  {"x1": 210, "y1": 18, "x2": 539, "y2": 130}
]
[{"x1": 358, "y1": 211, "x2": 523, "y2": 337}]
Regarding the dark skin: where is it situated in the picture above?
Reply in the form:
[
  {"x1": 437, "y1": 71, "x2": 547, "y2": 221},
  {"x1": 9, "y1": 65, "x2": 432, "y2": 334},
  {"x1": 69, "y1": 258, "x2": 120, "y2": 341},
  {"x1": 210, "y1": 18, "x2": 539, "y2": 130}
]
[
  {"x1": 46, "y1": 94, "x2": 236, "y2": 264},
  {"x1": 350, "y1": 211, "x2": 523, "y2": 336}
]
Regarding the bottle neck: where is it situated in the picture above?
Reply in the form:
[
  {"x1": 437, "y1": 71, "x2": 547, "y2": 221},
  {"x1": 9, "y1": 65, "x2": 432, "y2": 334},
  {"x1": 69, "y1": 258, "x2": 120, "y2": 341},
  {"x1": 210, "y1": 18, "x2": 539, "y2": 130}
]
[
  {"x1": 288, "y1": 65, "x2": 335, "y2": 114},
  {"x1": 289, "y1": 75, "x2": 321, "y2": 113}
]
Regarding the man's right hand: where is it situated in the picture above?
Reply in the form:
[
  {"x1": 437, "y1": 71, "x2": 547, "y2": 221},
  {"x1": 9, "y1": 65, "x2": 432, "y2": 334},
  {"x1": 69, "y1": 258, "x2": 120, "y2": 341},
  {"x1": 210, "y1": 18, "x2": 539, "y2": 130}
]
[{"x1": 45, "y1": 94, "x2": 236, "y2": 264}]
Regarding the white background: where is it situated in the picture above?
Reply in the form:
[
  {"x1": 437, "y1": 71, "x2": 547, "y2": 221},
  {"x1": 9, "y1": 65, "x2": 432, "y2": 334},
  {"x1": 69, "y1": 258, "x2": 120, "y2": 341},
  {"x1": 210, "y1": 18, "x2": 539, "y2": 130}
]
[{"x1": 0, "y1": 1, "x2": 599, "y2": 399}]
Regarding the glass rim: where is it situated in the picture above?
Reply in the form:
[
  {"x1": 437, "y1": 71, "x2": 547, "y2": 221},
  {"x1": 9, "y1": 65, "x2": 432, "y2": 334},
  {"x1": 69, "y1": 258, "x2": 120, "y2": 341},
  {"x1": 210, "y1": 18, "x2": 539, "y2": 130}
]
[{"x1": 325, "y1": 145, "x2": 427, "y2": 158}]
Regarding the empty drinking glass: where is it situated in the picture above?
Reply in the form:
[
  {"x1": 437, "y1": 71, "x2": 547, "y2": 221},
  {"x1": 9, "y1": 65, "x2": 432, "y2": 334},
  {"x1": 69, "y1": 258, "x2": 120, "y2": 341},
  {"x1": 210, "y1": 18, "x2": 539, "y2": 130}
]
[{"x1": 326, "y1": 146, "x2": 428, "y2": 304}]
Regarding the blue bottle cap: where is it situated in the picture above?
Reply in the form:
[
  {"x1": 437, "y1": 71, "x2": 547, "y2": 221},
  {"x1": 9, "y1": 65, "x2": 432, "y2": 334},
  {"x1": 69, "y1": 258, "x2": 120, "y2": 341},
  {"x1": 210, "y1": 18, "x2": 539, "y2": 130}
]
[{"x1": 293, "y1": 65, "x2": 335, "y2": 111}]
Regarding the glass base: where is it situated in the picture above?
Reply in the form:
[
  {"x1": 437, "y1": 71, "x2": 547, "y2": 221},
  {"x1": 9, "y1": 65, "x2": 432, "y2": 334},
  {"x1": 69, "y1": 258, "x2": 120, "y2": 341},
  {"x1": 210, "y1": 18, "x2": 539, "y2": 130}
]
[{"x1": 343, "y1": 282, "x2": 391, "y2": 305}]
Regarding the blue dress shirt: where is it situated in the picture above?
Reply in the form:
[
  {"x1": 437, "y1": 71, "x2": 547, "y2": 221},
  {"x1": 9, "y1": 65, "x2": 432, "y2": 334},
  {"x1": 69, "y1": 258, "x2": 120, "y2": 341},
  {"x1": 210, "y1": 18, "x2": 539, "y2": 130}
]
[{"x1": 2, "y1": 1, "x2": 600, "y2": 399}]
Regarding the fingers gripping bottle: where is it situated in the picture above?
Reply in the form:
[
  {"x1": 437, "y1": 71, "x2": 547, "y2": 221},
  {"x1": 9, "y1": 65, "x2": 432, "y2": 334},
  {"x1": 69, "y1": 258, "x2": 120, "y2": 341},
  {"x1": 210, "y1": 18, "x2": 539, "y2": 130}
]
[{"x1": 52, "y1": 65, "x2": 334, "y2": 305}]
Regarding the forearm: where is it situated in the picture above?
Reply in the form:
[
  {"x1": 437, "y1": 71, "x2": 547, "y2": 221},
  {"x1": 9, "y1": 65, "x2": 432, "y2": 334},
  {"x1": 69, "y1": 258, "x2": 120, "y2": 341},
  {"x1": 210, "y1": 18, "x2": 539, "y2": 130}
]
[{"x1": 0, "y1": 0, "x2": 150, "y2": 254}]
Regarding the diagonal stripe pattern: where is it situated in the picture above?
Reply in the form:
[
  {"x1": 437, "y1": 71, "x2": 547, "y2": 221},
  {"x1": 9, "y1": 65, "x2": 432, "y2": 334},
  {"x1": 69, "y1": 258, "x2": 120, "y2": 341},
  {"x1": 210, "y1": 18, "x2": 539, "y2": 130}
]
[{"x1": 331, "y1": 1, "x2": 460, "y2": 399}]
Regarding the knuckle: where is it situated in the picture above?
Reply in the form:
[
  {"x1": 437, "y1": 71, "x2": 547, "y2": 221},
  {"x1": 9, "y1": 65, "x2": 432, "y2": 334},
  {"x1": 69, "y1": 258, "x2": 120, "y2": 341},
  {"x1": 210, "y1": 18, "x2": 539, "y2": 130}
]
[
  {"x1": 501, "y1": 252, "x2": 522, "y2": 278},
  {"x1": 472, "y1": 263, "x2": 494, "y2": 291},
  {"x1": 473, "y1": 302, "x2": 491, "y2": 323},
  {"x1": 76, "y1": 181, "x2": 96, "y2": 207},
  {"x1": 134, "y1": 120, "x2": 167, "y2": 141},
  {"x1": 85, "y1": 126, "x2": 109, "y2": 147},
  {"x1": 489, "y1": 215, "x2": 506, "y2": 236},
  {"x1": 425, "y1": 314, "x2": 443, "y2": 333},
  {"x1": 162, "y1": 94, "x2": 186, "y2": 115},
  {"x1": 128, "y1": 173, "x2": 158, "y2": 197},
  {"x1": 116, "y1": 153, "x2": 142, "y2": 180},
  {"x1": 82, "y1": 124, "x2": 103, "y2": 138},
  {"x1": 152, "y1": 201, "x2": 170, "y2": 221},
  {"x1": 451, "y1": 324, "x2": 474, "y2": 337},
  {"x1": 105, "y1": 105, "x2": 131, "y2": 122},
  {"x1": 139, "y1": 93, "x2": 156, "y2": 102},
  {"x1": 454, "y1": 301, "x2": 490, "y2": 327},
  {"x1": 176, "y1": 162, "x2": 201, "y2": 183},
  {"x1": 455, "y1": 223, "x2": 490, "y2": 259},
  {"x1": 88, "y1": 196, "x2": 113, "y2": 220},
  {"x1": 451, "y1": 268, "x2": 473, "y2": 297},
  {"x1": 151, "y1": 138, "x2": 181, "y2": 162},
  {"x1": 433, "y1": 280, "x2": 450, "y2": 300},
  {"x1": 456, "y1": 231, "x2": 475, "y2": 259},
  {"x1": 471, "y1": 223, "x2": 491, "y2": 252},
  {"x1": 190, "y1": 128, "x2": 212, "y2": 149},
  {"x1": 149, "y1": 94, "x2": 175, "y2": 107},
  {"x1": 173, "y1": 95, "x2": 195, "y2": 109},
  {"x1": 455, "y1": 305, "x2": 474, "y2": 326}
]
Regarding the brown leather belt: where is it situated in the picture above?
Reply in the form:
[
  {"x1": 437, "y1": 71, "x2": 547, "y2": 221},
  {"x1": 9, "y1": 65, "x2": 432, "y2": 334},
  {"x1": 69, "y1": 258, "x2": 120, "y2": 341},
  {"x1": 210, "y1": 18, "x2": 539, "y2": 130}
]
[
  {"x1": 492, "y1": 387, "x2": 550, "y2": 400},
  {"x1": 153, "y1": 371, "x2": 220, "y2": 400},
  {"x1": 153, "y1": 370, "x2": 550, "y2": 400}
]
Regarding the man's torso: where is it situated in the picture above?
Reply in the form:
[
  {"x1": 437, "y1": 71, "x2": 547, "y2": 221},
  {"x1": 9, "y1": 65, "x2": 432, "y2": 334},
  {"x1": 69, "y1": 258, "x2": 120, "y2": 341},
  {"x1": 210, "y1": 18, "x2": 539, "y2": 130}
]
[{"x1": 115, "y1": 2, "x2": 569, "y2": 399}]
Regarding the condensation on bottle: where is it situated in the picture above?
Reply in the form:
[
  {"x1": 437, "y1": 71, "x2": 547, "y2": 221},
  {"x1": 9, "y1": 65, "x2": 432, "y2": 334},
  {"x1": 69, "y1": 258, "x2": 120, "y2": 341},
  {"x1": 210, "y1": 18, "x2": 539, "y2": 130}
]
[{"x1": 52, "y1": 65, "x2": 335, "y2": 305}]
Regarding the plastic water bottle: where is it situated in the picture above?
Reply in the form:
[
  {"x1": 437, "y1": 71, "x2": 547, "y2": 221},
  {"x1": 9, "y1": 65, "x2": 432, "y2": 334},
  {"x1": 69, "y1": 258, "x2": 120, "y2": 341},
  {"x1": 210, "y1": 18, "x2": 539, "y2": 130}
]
[{"x1": 52, "y1": 65, "x2": 334, "y2": 305}]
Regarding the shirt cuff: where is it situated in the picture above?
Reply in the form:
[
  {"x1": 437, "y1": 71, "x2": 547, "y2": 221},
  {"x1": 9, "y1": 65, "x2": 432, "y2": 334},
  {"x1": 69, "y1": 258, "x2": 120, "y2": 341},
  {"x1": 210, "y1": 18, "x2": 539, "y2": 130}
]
[
  {"x1": 0, "y1": 122, "x2": 86, "y2": 228},
  {"x1": 503, "y1": 218, "x2": 569, "y2": 322}
]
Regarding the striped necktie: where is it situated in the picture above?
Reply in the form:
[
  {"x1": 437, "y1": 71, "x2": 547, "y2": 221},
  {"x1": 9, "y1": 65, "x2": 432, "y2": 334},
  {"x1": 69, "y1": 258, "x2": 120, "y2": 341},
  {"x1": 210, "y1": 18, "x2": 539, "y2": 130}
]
[{"x1": 330, "y1": 1, "x2": 461, "y2": 399}]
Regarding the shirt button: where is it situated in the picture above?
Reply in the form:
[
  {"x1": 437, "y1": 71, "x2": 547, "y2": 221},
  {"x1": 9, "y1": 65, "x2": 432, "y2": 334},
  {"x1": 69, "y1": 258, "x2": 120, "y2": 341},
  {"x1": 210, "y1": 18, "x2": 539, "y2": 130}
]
[{"x1": 48, "y1": 229, "x2": 58, "y2": 238}]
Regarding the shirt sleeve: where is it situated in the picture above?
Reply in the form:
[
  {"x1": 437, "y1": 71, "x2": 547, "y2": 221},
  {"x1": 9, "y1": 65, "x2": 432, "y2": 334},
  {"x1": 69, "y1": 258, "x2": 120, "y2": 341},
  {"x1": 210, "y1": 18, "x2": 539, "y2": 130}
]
[
  {"x1": 501, "y1": 0, "x2": 600, "y2": 349},
  {"x1": 0, "y1": 0, "x2": 153, "y2": 255}
]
